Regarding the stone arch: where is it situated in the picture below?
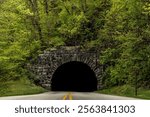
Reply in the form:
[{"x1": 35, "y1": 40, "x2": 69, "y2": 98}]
[{"x1": 29, "y1": 46, "x2": 103, "y2": 90}]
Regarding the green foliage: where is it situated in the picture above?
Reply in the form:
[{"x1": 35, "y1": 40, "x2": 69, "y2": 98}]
[
  {"x1": 0, "y1": 78, "x2": 46, "y2": 97},
  {"x1": 98, "y1": 85, "x2": 150, "y2": 99},
  {"x1": 0, "y1": 0, "x2": 150, "y2": 93},
  {"x1": 56, "y1": 0, "x2": 111, "y2": 45},
  {"x1": 99, "y1": 0, "x2": 150, "y2": 88}
]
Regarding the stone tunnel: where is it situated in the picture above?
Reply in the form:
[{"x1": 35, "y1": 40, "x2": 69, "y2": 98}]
[
  {"x1": 51, "y1": 61, "x2": 97, "y2": 92},
  {"x1": 29, "y1": 46, "x2": 103, "y2": 91}
]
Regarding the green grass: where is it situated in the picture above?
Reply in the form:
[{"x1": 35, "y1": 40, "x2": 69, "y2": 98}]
[
  {"x1": 97, "y1": 85, "x2": 150, "y2": 99},
  {"x1": 0, "y1": 78, "x2": 47, "y2": 97}
]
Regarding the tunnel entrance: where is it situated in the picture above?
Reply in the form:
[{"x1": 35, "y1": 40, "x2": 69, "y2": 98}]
[{"x1": 51, "y1": 61, "x2": 97, "y2": 92}]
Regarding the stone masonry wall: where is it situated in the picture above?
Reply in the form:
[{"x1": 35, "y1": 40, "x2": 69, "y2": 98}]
[{"x1": 29, "y1": 46, "x2": 103, "y2": 90}]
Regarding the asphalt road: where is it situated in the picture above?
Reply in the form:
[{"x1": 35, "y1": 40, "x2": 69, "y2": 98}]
[{"x1": 0, "y1": 92, "x2": 139, "y2": 100}]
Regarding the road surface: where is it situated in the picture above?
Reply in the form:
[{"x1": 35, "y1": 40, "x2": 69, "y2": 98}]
[{"x1": 0, "y1": 92, "x2": 140, "y2": 100}]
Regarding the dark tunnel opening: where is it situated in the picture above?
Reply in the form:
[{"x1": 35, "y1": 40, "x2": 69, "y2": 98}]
[{"x1": 51, "y1": 61, "x2": 97, "y2": 92}]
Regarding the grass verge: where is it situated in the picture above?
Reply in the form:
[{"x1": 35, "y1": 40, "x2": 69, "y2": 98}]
[
  {"x1": 97, "y1": 85, "x2": 150, "y2": 99},
  {"x1": 0, "y1": 78, "x2": 47, "y2": 97}
]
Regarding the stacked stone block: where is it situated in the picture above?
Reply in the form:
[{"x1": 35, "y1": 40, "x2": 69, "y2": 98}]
[{"x1": 29, "y1": 46, "x2": 103, "y2": 90}]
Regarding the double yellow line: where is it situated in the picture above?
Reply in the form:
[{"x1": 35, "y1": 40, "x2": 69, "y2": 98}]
[{"x1": 62, "y1": 92, "x2": 73, "y2": 100}]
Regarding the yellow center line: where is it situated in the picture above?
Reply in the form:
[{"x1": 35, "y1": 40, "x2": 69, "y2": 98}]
[
  {"x1": 69, "y1": 92, "x2": 73, "y2": 100},
  {"x1": 62, "y1": 94, "x2": 67, "y2": 100},
  {"x1": 62, "y1": 92, "x2": 73, "y2": 100}
]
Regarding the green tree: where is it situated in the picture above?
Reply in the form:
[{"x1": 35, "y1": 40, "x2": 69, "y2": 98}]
[{"x1": 100, "y1": 0, "x2": 150, "y2": 88}]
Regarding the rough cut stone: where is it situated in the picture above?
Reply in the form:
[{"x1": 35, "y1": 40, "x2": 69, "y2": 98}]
[{"x1": 29, "y1": 46, "x2": 103, "y2": 90}]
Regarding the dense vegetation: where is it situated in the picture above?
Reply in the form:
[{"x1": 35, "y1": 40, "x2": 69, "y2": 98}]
[{"x1": 0, "y1": 0, "x2": 150, "y2": 96}]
